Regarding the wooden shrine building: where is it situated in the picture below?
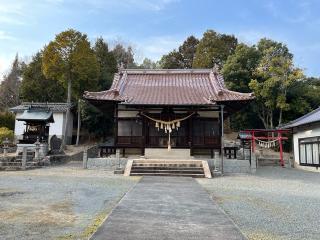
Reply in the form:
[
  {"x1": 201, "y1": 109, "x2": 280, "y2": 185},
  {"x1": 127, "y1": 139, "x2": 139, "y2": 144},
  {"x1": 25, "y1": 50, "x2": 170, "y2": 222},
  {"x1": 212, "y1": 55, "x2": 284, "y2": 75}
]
[{"x1": 84, "y1": 68, "x2": 254, "y2": 158}]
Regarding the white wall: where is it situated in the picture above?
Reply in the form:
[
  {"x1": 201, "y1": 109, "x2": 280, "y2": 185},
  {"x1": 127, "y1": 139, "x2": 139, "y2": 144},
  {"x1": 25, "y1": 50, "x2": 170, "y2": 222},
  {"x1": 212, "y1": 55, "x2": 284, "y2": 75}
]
[
  {"x1": 13, "y1": 111, "x2": 74, "y2": 144},
  {"x1": 49, "y1": 112, "x2": 64, "y2": 136},
  {"x1": 14, "y1": 112, "x2": 25, "y2": 141},
  {"x1": 293, "y1": 126, "x2": 320, "y2": 167}
]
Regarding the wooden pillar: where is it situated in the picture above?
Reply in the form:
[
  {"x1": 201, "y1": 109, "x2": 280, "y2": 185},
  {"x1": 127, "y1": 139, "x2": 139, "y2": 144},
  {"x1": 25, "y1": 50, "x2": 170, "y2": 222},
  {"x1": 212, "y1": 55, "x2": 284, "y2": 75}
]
[
  {"x1": 114, "y1": 104, "x2": 118, "y2": 146},
  {"x1": 141, "y1": 115, "x2": 146, "y2": 156},
  {"x1": 220, "y1": 105, "x2": 224, "y2": 175},
  {"x1": 189, "y1": 116, "x2": 193, "y2": 156}
]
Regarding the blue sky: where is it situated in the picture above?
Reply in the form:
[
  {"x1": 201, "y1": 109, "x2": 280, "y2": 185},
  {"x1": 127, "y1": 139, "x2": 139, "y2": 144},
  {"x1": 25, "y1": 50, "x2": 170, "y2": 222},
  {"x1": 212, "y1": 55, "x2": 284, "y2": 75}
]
[{"x1": 0, "y1": 0, "x2": 319, "y2": 79}]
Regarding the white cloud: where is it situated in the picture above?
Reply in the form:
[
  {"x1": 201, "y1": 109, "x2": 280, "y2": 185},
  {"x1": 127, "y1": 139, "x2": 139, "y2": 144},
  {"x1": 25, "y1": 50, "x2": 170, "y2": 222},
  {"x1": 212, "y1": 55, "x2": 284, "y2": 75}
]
[
  {"x1": 0, "y1": 31, "x2": 16, "y2": 40},
  {"x1": 134, "y1": 35, "x2": 184, "y2": 62}
]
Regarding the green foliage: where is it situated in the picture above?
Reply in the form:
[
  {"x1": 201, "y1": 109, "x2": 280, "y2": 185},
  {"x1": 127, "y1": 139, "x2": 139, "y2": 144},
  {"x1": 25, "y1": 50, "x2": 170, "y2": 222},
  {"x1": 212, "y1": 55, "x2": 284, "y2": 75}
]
[
  {"x1": 0, "y1": 127, "x2": 14, "y2": 144},
  {"x1": 112, "y1": 44, "x2": 136, "y2": 68},
  {"x1": 249, "y1": 39, "x2": 304, "y2": 128},
  {"x1": 159, "y1": 35, "x2": 199, "y2": 69},
  {"x1": 138, "y1": 58, "x2": 158, "y2": 69},
  {"x1": 222, "y1": 43, "x2": 260, "y2": 93},
  {"x1": 81, "y1": 102, "x2": 114, "y2": 138},
  {"x1": 159, "y1": 50, "x2": 184, "y2": 69},
  {"x1": 20, "y1": 51, "x2": 66, "y2": 102},
  {"x1": 42, "y1": 29, "x2": 99, "y2": 101},
  {"x1": 0, "y1": 54, "x2": 24, "y2": 111},
  {"x1": 193, "y1": 30, "x2": 237, "y2": 68},
  {"x1": 0, "y1": 112, "x2": 15, "y2": 130},
  {"x1": 178, "y1": 36, "x2": 199, "y2": 68},
  {"x1": 93, "y1": 38, "x2": 117, "y2": 90}
]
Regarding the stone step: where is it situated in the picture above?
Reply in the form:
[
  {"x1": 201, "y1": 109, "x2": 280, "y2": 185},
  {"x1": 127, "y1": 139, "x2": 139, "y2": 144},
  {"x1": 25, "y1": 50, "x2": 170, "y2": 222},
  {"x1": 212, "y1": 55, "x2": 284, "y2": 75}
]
[
  {"x1": 125, "y1": 159, "x2": 212, "y2": 178},
  {"x1": 130, "y1": 172, "x2": 205, "y2": 177},
  {"x1": 131, "y1": 166, "x2": 204, "y2": 170},
  {"x1": 131, "y1": 169, "x2": 204, "y2": 173},
  {"x1": 132, "y1": 164, "x2": 203, "y2": 168}
]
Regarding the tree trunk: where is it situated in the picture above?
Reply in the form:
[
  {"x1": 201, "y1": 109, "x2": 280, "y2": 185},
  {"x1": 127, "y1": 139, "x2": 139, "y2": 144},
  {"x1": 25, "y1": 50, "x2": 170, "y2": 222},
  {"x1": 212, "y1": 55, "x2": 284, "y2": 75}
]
[
  {"x1": 278, "y1": 109, "x2": 283, "y2": 127},
  {"x1": 76, "y1": 99, "x2": 81, "y2": 146}
]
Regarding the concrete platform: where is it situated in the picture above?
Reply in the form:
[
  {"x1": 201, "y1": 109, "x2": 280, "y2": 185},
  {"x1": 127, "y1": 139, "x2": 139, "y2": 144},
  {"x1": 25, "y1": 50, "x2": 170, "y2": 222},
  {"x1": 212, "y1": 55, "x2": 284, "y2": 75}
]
[
  {"x1": 91, "y1": 176, "x2": 246, "y2": 240},
  {"x1": 144, "y1": 148, "x2": 192, "y2": 159}
]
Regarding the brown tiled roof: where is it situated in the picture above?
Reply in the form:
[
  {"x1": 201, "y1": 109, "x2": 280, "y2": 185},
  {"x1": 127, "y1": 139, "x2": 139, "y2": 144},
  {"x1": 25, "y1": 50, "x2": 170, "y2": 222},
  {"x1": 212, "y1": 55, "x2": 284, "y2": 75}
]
[{"x1": 83, "y1": 69, "x2": 254, "y2": 105}]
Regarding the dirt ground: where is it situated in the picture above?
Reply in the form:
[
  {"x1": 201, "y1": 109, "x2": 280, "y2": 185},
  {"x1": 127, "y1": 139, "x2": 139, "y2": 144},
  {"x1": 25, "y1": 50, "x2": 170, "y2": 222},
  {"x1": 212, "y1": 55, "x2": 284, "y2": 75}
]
[
  {"x1": 0, "y1": 162, "x2": 140, "y2": 240},
  {"x1": 198, "y1": 167, "x2": 320, "y2": 240}
]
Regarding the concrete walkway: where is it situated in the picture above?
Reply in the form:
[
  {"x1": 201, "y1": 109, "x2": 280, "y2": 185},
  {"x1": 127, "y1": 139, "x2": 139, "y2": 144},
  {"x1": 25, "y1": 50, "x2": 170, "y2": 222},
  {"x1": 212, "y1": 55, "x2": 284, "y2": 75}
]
[{"x1": 91, "y1": 177, "x2": 246, "y2": 240}]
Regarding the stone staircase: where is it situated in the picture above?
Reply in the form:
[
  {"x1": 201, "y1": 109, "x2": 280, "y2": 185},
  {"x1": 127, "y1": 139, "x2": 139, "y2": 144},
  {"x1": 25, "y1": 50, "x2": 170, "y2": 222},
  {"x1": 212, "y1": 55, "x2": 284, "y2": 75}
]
[{"x1": 124, "y1": 159, "x2": 212, "y2": 178}]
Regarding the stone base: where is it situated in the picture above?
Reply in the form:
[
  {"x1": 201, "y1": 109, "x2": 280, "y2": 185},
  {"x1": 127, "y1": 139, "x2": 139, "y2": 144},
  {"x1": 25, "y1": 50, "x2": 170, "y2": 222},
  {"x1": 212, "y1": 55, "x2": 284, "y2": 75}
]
[
  {"x1": 16, "y1": 143, "x2": 48, "y2": 158},
  {"x1": 144, "y1": 148, "x2": 192, "y2": 159},
  {"x1": 213, "y1": 158, "x2": 251, "y2": 174},
  {"x1": 87, "y1": 157, "x2": 128, "y2": 170}
]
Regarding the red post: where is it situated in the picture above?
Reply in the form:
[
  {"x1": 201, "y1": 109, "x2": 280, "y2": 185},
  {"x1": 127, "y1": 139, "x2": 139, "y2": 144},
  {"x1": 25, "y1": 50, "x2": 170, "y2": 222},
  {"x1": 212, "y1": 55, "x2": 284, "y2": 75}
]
[{"x1": 278, "y1": 131, "x2": 284, "y2": 167}]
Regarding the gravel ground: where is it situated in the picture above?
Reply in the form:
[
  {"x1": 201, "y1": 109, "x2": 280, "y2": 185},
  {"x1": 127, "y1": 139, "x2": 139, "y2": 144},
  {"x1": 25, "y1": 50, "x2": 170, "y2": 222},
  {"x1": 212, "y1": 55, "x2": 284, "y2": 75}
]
[
  {"x1": 0, "y1": 162, "x2": 140, "y2": 240},
  {"x1": 197, "y1": 167, "x2": 320, "y2": 240}
]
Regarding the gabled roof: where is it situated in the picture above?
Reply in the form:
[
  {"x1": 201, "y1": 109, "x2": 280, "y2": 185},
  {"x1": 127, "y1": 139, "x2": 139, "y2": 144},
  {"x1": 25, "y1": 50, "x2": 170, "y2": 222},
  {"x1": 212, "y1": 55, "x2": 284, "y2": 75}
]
[
  {"x1": 10, "y1": 102, "x2": 71, "y2": 113},
  {"x1": 83, "y1": 69, "x2": 254, "y2": 106},
  {"x1": 16, "y1": 109, "x2": 54, "y2": 123},
  {"x1": 281, "y1": 107, "x2": 320, "y2": 129}
]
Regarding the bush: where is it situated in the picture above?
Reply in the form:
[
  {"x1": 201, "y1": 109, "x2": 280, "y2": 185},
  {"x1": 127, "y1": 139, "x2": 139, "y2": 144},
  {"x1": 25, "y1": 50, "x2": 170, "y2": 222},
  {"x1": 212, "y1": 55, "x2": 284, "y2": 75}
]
[
  {"x1": 0, "y1": 111, "x2": 15, "y2": 130},
  {"x1": 0, "y1": 127, "x2": 14, "y2": 145}
]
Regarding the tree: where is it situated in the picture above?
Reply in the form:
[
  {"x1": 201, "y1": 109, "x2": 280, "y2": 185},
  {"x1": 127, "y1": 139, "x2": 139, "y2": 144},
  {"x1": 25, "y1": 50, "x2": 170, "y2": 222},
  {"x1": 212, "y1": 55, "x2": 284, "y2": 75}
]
[
  {"x1": 222, "y1": 43, "x2": 260, "y2": 93},
  {"x1": 159, "y1": 35, "x2": 199, "y2": 69},
  {"x1": 138, "y1": 58, "x2": 157, "y2": 69},
  {"x1": 42, "y1": 29, "x2": 99, "y2": 147},
  {"x1": 94, "y1": 37, "x2": 117, "y2": 90},
  {"x1": 249, "y1": 39, "x2": 304, "y2": 128},
  {"x1": 159, "y1": 50, "x2": 184, "y2": 69},
  {"x1": 20, "y1": 51, "x2": 66, "y2": 102},
  {"x1": 0, "y1": 54, "x2": 23, "y2": 111},
  {"x1": 193, "y1": 30, "x2": 238, "y2": 68},
  {"x1": 285, "y1": 77, "x2": 320, "y2": 122},
  {"x1": 178, "y1": 36, "x2": 199, "y2": 68},
  {"x1": 0, "y1": 111, "x2": 15, "y2": 130},
  {"x1": 112, "y1": 44, "x2": 136, "y2": 68},
  {"x1": 222, "y1": 43, "x2": 261, "y2": 130}
]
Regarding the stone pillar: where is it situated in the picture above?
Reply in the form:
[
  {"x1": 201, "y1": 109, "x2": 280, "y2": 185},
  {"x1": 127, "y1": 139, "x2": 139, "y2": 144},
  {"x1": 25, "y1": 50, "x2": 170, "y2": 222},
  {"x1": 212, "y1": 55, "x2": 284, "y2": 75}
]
[
  {"x1": 116, "y1": 149, "x2": 120, "y2": 168},
  {"x1": 22, "y1": 147, "x2": 27, "y2": 170},
  {"x1": 251, "y1": 152, "x2": 257, "y2": 174},
  {"x1": 83, "y1": 148, "x2": 88, "y2": 169},
  {"x1": 34, "y1": 137, "x2": 41, "y2": 162}
]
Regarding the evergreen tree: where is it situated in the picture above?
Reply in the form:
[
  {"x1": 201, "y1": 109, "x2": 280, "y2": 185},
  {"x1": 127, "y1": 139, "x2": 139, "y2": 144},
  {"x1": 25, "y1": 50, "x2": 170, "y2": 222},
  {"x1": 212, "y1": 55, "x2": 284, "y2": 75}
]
[
  {"x1": 94, "y1": 37, "x2": 117, "y2": 90},
  {"x1": 193, "y1": 30, "x2": 237, "y2": 68},
  {"x1": 0, "y1": 54, "x2": 23, "y2": 110},
  {"x1": 112, "y1": 44, "x2": 136, "y2": 68},
  {"x1": 20, "y1": 51, "x2": 66, "y2": 102}
]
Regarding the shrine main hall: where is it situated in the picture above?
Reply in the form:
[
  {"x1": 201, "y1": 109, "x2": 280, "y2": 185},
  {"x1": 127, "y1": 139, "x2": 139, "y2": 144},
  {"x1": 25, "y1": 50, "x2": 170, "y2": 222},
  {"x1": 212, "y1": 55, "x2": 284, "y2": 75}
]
[{"x1": 84, "y1": 68, "x2": 254, "y2": 158}]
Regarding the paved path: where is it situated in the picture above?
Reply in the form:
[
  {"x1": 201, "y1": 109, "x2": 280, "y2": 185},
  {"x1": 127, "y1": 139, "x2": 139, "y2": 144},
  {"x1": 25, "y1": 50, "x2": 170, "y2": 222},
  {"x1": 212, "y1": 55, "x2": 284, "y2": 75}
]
[{"x1": 91, "y1": 176, "x2": 246, "y2": 240}]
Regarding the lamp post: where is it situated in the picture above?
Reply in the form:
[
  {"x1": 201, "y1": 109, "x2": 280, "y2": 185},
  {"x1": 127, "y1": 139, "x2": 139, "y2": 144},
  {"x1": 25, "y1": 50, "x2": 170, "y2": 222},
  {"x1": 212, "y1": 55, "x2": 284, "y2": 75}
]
[{"x1": 3, "y1": 138, "x2": 9, "y2": 157}]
